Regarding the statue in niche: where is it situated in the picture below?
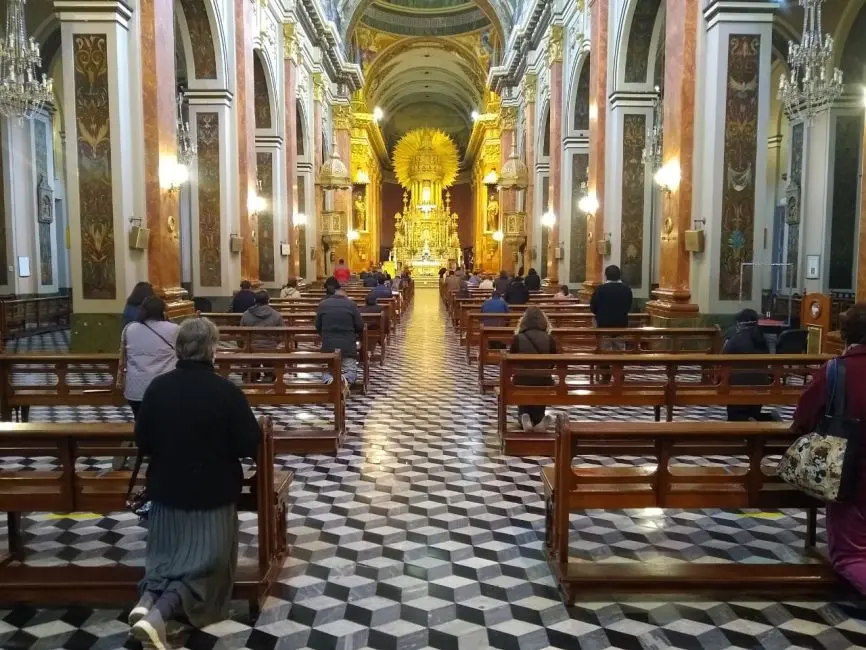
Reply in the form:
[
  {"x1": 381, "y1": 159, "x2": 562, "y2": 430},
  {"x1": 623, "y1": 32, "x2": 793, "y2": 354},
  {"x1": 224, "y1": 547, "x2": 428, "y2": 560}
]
[
  {"x1": 486, "y1": 195, "x2": 499, "y2": 232},
  {"x1": 785, "y1": 178, "x2": 801, "y2": 226},
  {"x1": 354, "y1": 193, "x2": 367, "y2": 231},
  {"x1": 37, "y1": 174, "x2": 53, "y2": 224}
]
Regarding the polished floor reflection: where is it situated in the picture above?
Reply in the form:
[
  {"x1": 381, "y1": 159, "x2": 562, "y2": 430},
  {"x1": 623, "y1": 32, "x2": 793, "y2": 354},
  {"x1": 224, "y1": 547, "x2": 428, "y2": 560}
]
[{"x1": 1, "y1": 288, "x2": 865, "y2": 649}]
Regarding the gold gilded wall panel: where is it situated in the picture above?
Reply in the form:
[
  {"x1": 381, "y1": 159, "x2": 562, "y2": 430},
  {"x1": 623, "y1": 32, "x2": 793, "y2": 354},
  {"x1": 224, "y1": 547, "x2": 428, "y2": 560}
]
[
  {"x1": 178, "y1": 0, "x2": 217, "y2": 79},
  {"x1": 196, "y1": 112, "x2": 221, "y2": 287},
  {"x1": 257, "y1": 152, "x2": 275, "y2": 283},
  {"x1": 74, "y1": 34, "x2": 116, "y2": 300}
]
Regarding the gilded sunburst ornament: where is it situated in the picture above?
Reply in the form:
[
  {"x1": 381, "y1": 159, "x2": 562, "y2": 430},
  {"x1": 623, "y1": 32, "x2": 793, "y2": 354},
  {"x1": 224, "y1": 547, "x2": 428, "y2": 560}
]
[{"x1": 393, "y1": 128, "x2": 459, "y2": 189}]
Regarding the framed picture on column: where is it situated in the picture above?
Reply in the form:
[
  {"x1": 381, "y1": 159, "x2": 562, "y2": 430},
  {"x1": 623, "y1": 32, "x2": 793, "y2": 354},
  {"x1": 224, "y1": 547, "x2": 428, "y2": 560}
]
[
  {"x1": 17, "y1": 257, "x2": 30, "y2": 278},
  {"x1": 805, "y1": 255, "x2": 820, "y2": 280}
]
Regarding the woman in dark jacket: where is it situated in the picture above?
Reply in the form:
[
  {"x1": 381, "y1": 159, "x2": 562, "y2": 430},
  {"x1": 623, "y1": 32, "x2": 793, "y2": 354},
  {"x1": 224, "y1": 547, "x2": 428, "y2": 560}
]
[
  {"x1": 722, "y1": 308, "x2": 771, "y2": 421},
  {"x1": 122, "y1": 282, "x2": 154, "y2": 328},
  {"x1": 129, "y1": 317, "x2": 260, "y2": 648},
  {"x1": 505, "y1": 276, "x2": 531, "y2": 304},
  {"x1": 510, "y1": 307, "x2": 557, "y2": 432},
  {"x1": 525, "y1": 268, "x2": 541, "y2": 291}
]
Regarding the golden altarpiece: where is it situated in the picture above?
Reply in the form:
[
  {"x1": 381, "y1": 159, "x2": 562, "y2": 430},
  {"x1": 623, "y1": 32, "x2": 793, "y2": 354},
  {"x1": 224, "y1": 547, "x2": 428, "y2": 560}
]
[{"x1": 390, "y1": 129, "x2": 462, "y2": 277}]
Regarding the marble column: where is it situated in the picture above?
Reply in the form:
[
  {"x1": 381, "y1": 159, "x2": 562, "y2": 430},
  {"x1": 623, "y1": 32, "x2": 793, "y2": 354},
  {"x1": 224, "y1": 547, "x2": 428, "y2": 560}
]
[
  {"x1": 313, "y1": 74, "x2": 326, "y2": 279},
  {"x1": 645, "y1": 0, "x2": 699, "y2": 323},
  {"x1": 236, "y1": 0, "x2": 258, "y2": 283},
  {"x1": 523, "y1": 74, "x2": 537, "y2": 268},
  {"x1": 56, "y1": 1, "x2": 147, "y2": 350},
  {"x1": 139, "y1": 0, "x2": 183, "y2": 300},
  {"x1": 858, "y1": 113, "x2": 866, "y2": 302},
  {"x1": 499, "y1": 106, "x2": 518, "y2": 273},
  {"x1": 546, "y1": 25, "x2": 563, "y2": 284},
  {"x1": 333, "y1": 103, "x2": 353, "y2": 269},
  {"x1": 582, "y1": 0, "x2": 607, "y2": 299},
  {"x1": 283, "y1": 21, "x2": 300, "y2": 278}
]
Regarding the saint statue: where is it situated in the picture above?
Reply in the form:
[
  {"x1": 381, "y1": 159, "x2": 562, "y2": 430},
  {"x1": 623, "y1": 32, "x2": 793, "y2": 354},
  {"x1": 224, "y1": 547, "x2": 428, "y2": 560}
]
[
  {"x1": 422, "y1": 242, "x2": 431, "y2": 261},
  {"x1": 354, "y1": 194, "x2": 367, "y2": 231},
  {"x1": 486, "y1": 196, "x2": 499, "y2": 232}
]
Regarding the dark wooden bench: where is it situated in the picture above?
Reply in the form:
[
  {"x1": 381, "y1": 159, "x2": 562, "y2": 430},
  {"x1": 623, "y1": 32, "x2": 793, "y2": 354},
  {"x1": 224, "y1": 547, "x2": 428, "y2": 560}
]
[
  {"x1": 0, "y1": 296, "x2": 72, "y2": 341},
  {"x1": 544, "y1": 418, "x2": 836, "y2": 603},
  {"x1": 0, "y1": 352, "x2": 348, "y2": 455},
  {"x1": 464, "y1": 312, "x2": 651, "y2": 362},
  {"x1": 454, "y1": 299, "x2": 589, "y2": 330},
  {"x1": 477, "y1": 326, "x2": 723, "y2": 392},
  {"x1": 0, "y1": 417, "x2": 291, "y2": 613},
  {"x1": 497, "y1": 353, "x2": 828, "y2": 456}
]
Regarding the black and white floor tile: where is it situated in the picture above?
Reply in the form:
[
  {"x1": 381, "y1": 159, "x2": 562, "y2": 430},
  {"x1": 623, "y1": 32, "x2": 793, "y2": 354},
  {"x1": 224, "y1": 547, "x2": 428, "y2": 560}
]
[{"x1": 1, "y1": 291, "x2": 864, "y2": 649}]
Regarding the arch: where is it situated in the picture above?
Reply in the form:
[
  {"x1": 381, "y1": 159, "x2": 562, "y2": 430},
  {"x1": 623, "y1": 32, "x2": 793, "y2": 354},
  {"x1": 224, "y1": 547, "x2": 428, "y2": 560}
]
[
  {"x1": 253, "y1": 49, "x2": 276, "y2": 131},
  {"x1": 538, "y1": 101, "x2": 551, "y2": 159},
  {"x1": 174, "y1": 0, "x2": 228, "y2": 85},
  {"x1": 296, "y1": 100, "x2": 308, "y2": 158},
  {"x1": 567, "y1": 50, "x2": 591, "y2": 134},
  {"x1": 615, "y1": 0, "x2": 663, "y2": 88},
  {"x1": 342, "y1": 0, "x2": 507, "y2": 53},
  {"x1": 833, "y1": 0, "x2": 866, "y2": 68},
  {"x1": 839, "y1": 3, "x2": 866, "y2": 86}
]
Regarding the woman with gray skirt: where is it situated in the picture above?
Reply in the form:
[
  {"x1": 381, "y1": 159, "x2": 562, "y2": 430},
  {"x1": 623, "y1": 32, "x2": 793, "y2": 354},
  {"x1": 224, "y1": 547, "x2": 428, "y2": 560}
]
[{"x1": 130, "y1": 317, "x2": 260, "y2": 649}]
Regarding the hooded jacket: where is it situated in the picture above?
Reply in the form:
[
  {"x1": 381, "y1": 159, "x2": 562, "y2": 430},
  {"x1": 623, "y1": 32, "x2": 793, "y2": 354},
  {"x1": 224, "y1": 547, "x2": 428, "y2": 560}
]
[
  {"x1": 505, "y1": 278, "x2": 530, "y2": 304},
  {"x1": 240, "y1": 304, "x2": 285, "y2": 328},
  {"x1": 315, "y1": 294, "x2": 364, "y2": 358},
  {"x1": 509, "y1": 309, "x2": 557, "y2": 386}
]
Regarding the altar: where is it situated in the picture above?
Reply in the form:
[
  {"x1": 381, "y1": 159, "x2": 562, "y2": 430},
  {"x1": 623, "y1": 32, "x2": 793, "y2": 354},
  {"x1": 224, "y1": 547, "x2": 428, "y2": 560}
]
[{"x1": 409, "y1": 260, "x2": 442, "y2": 278}]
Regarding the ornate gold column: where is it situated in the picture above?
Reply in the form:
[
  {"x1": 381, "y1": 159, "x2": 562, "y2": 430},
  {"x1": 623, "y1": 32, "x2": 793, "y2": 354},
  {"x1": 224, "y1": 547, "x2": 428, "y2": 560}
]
[
  {"x1": 581, "y1": 1, "x2": 607, "y2": 299},
  {"x1": 646, "y1": 0, "x2": 699, "y2": 323},
  {"x1": 313, "y1": 73, "x2": 326, "y2": 278},
  {"x1": 236, "y1": 0, "x2": 258, "y2": 283},
  {"x1": 499, "y1": 105, "x2": 517, "y2": 272},
  {"x1": 283, "y1": 21, "x2": 300, "y2": 278},
  {"x1": 333, "y1": 103, "x2": 353, "y2": 268},
  {"x1": 523, "y1": 73, "x2": 537, "y2": 269}
]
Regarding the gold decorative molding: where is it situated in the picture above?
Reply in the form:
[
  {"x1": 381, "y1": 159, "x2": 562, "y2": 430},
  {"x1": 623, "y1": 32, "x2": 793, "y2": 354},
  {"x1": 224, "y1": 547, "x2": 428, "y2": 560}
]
[
  {"x1": 332, "y1": 104, "x2": 354, "y2": 131},
  {"x1": 282, "y1": 21, "x2": 298, "y2": 62},
  {"x1": 547, "y1": 24, "x2": 564, "y2": 65},
  {"x1": 498, "y1": 105, "x2": 517, "y2": 131},
  {"x1": 523, "y1": 73, "x2": 537, "y2": 104},
  {"x1": 312, "y1": 72, "x2": 324, "y2": 102}
]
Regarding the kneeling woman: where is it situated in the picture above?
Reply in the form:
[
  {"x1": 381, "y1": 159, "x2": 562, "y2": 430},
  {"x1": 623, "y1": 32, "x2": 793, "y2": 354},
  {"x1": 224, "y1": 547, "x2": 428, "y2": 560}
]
[
  {"x1": 510, "y1": 306, "x2": 558, "y2": 432},
  {"x1": 130, "y1": 317, "x2": 260, "y2": 648}
]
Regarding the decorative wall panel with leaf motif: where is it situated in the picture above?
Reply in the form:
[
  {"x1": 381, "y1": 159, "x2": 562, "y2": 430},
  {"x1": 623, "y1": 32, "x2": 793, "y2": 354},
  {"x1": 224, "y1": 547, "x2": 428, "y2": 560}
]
[
  {"x1": 196, "y1": 112, "x2": 221, "y2": 287},
  {"x1": 621, "y1": 114, "x2": 645, "y2": 289},
  {"x1": 257, "y1": 152, "x2": 275, "y2": 283}
]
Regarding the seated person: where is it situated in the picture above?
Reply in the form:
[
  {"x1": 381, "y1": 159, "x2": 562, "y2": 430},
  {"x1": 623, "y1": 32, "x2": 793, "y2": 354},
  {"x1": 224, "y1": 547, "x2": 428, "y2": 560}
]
[
  {"x1": 240, "y1": 291, "x2": 284, "y2": 328},
  {"x1": 369, "y1": 275, "x2": 393, "y2": 301},
  {"x1": 553, "y1": 284, "x2": 576, "y2": 301},
  {"x1": 505, "y1": 275, "x2": 530, "y2": 305},
  {"x1": 316, "y1": 277, "x2": 364, "y2": 392},
  {"x1": 723, "y1": 308, "x2": 773, "y2": 421},
  {"x1": 230, "y1": 280, "x2": 256, "y2": 313},
  {"x1": 479, "y1": 275, "x2": 494, "y2": 290},
  {"x1": 510, "y1": 307, "x2": 557, "y2": 432},
  {"x1": 456, "y1": 278, "x2": 471, "y2": 299},
  {"x1": 468, "y1": 271, "x2": 482, "y2": 288},
  {"x1": 525, "y1": 268, "x2": 542, "y2": 291},
  {"x1": 363, "y1": 270, "x2": 378, "y2": 288},
  {"x1": 359, "y1": 293, "x2": 382, "y2": 324},
  {"x1": 280, "y1": 277, "x2": 302, "y2": 299}
]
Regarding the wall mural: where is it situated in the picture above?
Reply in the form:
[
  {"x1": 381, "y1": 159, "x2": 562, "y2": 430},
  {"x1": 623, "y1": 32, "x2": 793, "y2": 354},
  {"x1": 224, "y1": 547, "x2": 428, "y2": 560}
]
[
  {"x1": 257, "y1": 152, "x2": 275, "y2": 283},
  {"x1": 34, "y1": 119, "x2": 53, "y2": 286},
  {"x1": 253, "y1": 54, "x2": 272, "y2": 129},
  {"x1": 573, "y1": 56, "x2": 590, "y2": 131},
  {"x1": 829, "y1": 115, "x2": 864, "y2": 289},
  {"x1": 74, "y1": 34, "x2": 116, "y2": 300},
  {"x1": 196, "y1": 112, "x2": 222, "y2": 287},
  {"x1": 354, "y1": 26, "x2": 401, "y2": 71},
  {"x1": 786, "y1": 123, "x2": 804, "y2": 289},
  {"x1": 624, "y1": 0, "x2": 662, "y2": 83},
  {"x1": 569, "y1": 154, "x2": 588, "y2": 283},
  {"x1": 178, "y1": 0, "x2": 217, "y2": 79},
  {"x1": 621, "y1": 114, "x2": 645, "y2": 289},
  {"x1": 718, "y1": 34, "x2": 760, "y2": 301}
]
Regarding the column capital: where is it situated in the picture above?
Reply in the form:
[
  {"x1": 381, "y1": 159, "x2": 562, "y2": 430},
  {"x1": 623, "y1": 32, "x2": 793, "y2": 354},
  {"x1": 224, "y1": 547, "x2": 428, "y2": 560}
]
[
  {"x1": 54, "y1": 0, "x2": 132, "y2": 24},
  {"x1": 312, "y1": 72, "x2": 325, "y2": 103},
  {"x1": 547, "y1": 24, "x2": 564, "y2": 66},
  {"x1": 704, "y1": 1, "x2": 776, "y2": 28},
  {"x1": 283, "y1": 21, "x2": 299, "y2": 62},
  {"x1": 332, "y1": 104, "x2": 354, "y2": 131},
  {"x1": 523, "y1": 73, "x2": 537, "y2": 104},
  {"x1": 498, "y1": 105, "x2": 517, "y2": 131}
]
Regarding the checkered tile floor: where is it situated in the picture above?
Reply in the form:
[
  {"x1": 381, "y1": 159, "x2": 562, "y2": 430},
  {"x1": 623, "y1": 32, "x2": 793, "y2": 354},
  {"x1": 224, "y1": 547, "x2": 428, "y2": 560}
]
[{"x1": 2, "y1": 291, "x2": 865, "y2": 649}]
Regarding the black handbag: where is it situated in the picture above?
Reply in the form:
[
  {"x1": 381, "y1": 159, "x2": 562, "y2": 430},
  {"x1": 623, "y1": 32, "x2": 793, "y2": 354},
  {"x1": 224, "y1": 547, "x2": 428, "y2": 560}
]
[{"x1": 125, "y1": 454, "x2": 151, "y2": 519}]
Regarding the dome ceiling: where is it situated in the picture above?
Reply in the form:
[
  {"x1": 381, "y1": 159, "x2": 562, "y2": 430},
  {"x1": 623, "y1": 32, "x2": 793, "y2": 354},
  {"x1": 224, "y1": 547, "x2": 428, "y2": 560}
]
[{"x1": 360, "y1": 1, "x2": 490, "y2": 36}]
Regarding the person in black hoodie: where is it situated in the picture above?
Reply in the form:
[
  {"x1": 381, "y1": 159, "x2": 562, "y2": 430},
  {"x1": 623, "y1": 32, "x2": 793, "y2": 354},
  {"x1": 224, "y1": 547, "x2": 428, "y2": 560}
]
[
  {"x1": 510, "y1": 306, "x2": 558, "y2": 432},
  {"x1": 505, "y1": 275, "x2": 530, "y2": 304},
  {"x1": 494, "y1": 270, "x2": 510, "y2": 295},
  {"x1": 723, "y1": 308, "x2": 773, "y2": 421},
  {"x1": 525, "y1": 268, "x2": 541, "y2": 291},
  {"x1": 230, "y1": 280, "x2": 257, "y2": 313}
]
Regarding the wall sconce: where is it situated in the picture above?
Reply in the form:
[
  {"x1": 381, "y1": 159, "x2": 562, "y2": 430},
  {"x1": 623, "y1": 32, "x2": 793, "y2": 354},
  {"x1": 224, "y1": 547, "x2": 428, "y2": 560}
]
[
  {"x1": 310, "y1": 247, "x2": 317, "y2": 260},
  {"x1": 685, "y1": 218, "x2": 706, "y2": 253},
  {"x1": 492, "y1": 230, "x2": 504, "y2": 242},
  {"x1": 128, "y1": 217, "x2": 150, "y2": 250},
  {"x1": 280, "y1": 242, "x2": 290, "y2": 257},
  {"x1": 483, "y1": 170, "x2": 499, "y2": 185},
  {"x1": 248, "y1": 192, "x2": 266, "y2": 216},
  {"x1": 355, "y1": 169, "x2": 370, "y2": 184},
  {"x1": 229, "y1": 233, "x2": 243, "y2": 253},
  {"x1": 347, "y1": 229, "x2": 361, "y2": 242},
  {"x1": 159, "y1": 158, "x2": 189, "y2": 193},
  {"x1": 373, "y1": 106, "x2": 384, "y2": 122},
  {"x1": 540, "y1": 210, "x2": 557, "y2": 229},
  {"x1": 654, "y1": 161, "x2": 681, "y2": 193},
  {"x1": 596, "y1": 233, "x2": 612, "y2": 257},
  {"x1": 294, "y1": 212, "x2": 307, "y2": 227},
  {"x1": 577, "y1": 193, "x2": 599, "y2": 215}
]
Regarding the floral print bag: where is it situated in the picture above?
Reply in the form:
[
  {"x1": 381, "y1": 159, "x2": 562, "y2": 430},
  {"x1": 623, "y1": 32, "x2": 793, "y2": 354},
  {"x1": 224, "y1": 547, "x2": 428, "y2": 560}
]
[{"x1": 778, "y1": 359, "x2": 861, "y2": 502}]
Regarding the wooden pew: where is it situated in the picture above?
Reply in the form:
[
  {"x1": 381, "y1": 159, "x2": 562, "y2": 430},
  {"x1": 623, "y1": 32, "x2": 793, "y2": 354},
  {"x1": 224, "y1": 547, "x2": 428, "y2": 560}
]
[
  {"x1": 0, "y1": 296, "x2": 72, "y2": 340},
  {"x1": 0, "y1": 417, "x2": 291, "y2": 613},
  {"x1": 216, "y1": 326, "x2": 372, "y2": 394},
  {"x1": 497, "y1": 353, "x2": 828, "y2": 456},
  {"x1": 201, "y1": 311, "x2": 318, "y2": 328},
  {"x1": 477, "y1": 326, "x2": 723, "y2": 392},
  {"x1": 453, "y1": 299, "x2": 587, "y2": 330},
  {"x1": 464, "y1": 312, "x2": 651, "y2": 362},
  {"x1": 544, "y1": 418, "x2": 835, "y2": 603},
  {"x1": 0, "y1": 352, "x2": 348, "y2": 454}
]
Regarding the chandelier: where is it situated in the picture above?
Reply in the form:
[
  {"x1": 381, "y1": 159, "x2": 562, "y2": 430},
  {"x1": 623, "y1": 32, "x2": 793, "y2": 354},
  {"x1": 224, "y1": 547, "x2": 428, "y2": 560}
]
[
  {"x1": 642, "y1": 86, "x2": 663, "y2": 171},
  {"x1": 176, "y1": 90, "x2": 197, "y2": 166},
  {"x1": 778, "y1": 0, "x2": 843, "y2": 123},
  {"x1": 0, "y1": 0, "x2": 54, "y2": 121}
]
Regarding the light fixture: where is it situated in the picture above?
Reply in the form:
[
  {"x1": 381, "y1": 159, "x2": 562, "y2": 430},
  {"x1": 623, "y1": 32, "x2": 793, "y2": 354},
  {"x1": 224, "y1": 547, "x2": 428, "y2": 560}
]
[
  {"x1": 641, "y1": 86, "x2": 662, "y2": 171},
  {"x1": 540, "y1": 210, "x2": 557, "y2": 229},
  {"x1": 248, "y1": 192, "x2": 266, "y2": 215},
  {"x1": 499, "y1": 140, "x2": 528, "y2": 190},
  {"x1": 347, "y1": 229, "x2": 360, "y2": 241},
  {"x1": 577, "y1": 193, "x2": 599, "y2": 215},
  {"x1": 492, "y1": 230, "x2": 504, "y2": 242},
  {"x1": 862, "y1": 86, "x2": 866, "y2": 108},
  {"x1": 160, "y1": 158, "x2": 189, "y2": 193},
  {"x1": 355, "y1": 169, "x2": 370, "y2": 184},
  {"x1": 373, "y1": 106, "x2": 384, "y2": 122},
  {"x1": 482, "y1": 170, "x2": 499, "y2": 185},
  {"x1": 471, "y1": 110, "x2": 479, "y2": 121},
  {"x1": 778, "y1": 0, "x2": 843, "y2": 123},
  {"x1": 0, "y1": 0, "x2": 54, "y2": 121},
  {"x1": 317, "y1": 135, "x2": 351, "y2": 190},
  {"x1": 294, "y1": 213, "x2": 307, "y2": 227},
  {"x1": 654, "y1": 161, "x2": 681, "y2": 193},
  {"x1": 176, "y1": 90, "x2": 197, "y2": 165}
]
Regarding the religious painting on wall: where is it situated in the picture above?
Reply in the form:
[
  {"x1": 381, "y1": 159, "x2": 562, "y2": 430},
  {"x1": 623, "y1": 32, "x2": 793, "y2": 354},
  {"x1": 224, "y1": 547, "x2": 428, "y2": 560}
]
[
  {"x1": 34, "y1": 119, "x2": 54, "y2": 287},
  {"x1": 786, "y1": 122, "x2": 804, "y2": 288},
  {"x1": 718, "y1": 34, "x2": 760, "y2": 301}
]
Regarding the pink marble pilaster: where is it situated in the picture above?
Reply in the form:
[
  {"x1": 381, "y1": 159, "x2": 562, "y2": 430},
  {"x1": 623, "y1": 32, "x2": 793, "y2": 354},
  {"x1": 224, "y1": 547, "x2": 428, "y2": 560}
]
[
  {"x1": 524, "y1": 100, "x2": 536, "y2": 268},
  {"x1": 313, "y1": 97, "x2": 324, "y2": 278},
  {"x1": 548, "y1": 61, "x2": 563, "y2": 284},
  {"x1": 236, "y1": 0, "x2": 258, "y2": 283},
  {"x1": 284, "y1": 57, "x2": 299, "y2": 278}
]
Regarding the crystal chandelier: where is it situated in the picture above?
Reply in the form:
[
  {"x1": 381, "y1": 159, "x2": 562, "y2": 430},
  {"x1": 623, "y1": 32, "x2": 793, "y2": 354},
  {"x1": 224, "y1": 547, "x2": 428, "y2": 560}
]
[
  {"x1": 778, "y1": 0, "x2": 843, "y2": 123},
  {"x1": 642, "y1": 86, "x2": 663, "y2": 171},
  {"x1": 0, "y1": 0, "x2": 53, "y2": 121},
  {"x1": 176, "y1": 90, "x2": 197, "y2": 166}
]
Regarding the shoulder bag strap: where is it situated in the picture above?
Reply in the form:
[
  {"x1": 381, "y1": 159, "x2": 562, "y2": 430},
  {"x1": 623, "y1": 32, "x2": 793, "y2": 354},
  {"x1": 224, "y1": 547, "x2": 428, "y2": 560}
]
[
  {"x1": 126, "y1": 453, "x2": 144, "y2": 500},
  {"x1": 143, "y1": 323, "x2": 175, "y2": 350},
  {"x1": 831, "y1": 358, "x2": 847, "y2": 417}
]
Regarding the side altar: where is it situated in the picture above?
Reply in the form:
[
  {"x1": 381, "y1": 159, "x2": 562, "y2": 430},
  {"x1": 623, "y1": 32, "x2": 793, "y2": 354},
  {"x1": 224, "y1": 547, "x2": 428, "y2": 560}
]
[{"x1": 390, "y1": 128, "x2": 462, "y2": 274}]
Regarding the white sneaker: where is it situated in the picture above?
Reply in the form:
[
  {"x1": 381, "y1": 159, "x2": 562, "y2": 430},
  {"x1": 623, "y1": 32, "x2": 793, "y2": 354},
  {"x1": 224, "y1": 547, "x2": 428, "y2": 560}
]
[
  {"x1": 534, "y1": 415, "x2": 555, "y2": 432},
  {"x1": 520, "y1": 413, "x2": 533, "y2": 432}
]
